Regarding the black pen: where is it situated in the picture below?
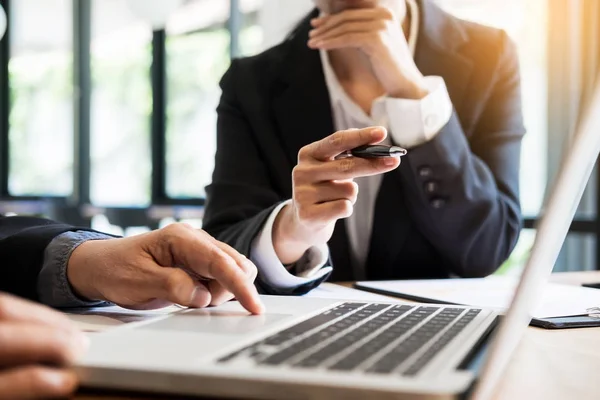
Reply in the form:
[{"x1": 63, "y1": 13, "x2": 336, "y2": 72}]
[{"x1": 342, "y1": 145, "x2": 408, "y2": 159}]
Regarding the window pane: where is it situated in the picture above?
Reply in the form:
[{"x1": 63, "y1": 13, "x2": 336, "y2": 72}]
[
  {"x1": 90, "y1": 0, "x2": 152, "y2": 206},
  {"x1": 495, "y1": 229, "x2": 535, "y2": 276},
  {"x1": 496, "y1": 230, "x2": 597, "y2": 275},
  {"x1": 240, "y1": 0, "x2": 312, "y2": 55},
  {"x1": 239, "y1": 0, "x2": 266, "y2": 56},
  {"x1": 559, "y1": 232, "x2": 596, "y2": 272},
  {"x1": 165, "y1": 1, "x2": 231, "y2": 199},
  {"x1": 435, "y1": 0, "x2": 549, "y2": 216},
  {"x1": 9, "y1": 0, "x2": 73, "y2": 196}
]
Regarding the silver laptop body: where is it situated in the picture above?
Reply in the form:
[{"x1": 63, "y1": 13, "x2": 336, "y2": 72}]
[{"x1": 77, "y1": 80, "x2": 600, "y2": 400}]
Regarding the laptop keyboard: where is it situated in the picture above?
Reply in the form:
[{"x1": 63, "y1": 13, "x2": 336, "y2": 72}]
[{"x1": 218, "y1": 302, "x2": 482, "y2": 376}]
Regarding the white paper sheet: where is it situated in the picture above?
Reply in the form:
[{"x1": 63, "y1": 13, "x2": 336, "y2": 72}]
[
  {"x1": 356, "y1": 277, "x2": 600, "y2": 318},
  {"x1": 304, "y1": 282, "x2": 405, "y2": 302}
]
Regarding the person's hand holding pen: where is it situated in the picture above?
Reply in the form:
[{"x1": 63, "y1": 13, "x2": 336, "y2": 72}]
[
  {"x1": 308, "y1": 2, "x2": 428, "y2": 100},
  {"x1": 272, "y1": 127, "x2": 405, "y2": 265}
]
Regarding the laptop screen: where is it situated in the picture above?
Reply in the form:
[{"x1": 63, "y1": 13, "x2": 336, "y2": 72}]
[{"x1": 473, "y1": 78, "x2": 600, "y2": 399}]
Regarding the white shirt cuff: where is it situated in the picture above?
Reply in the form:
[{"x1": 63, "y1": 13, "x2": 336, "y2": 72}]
[
  {"x1": 385, "y1": 76, "x2": 453, "y2": 149},
  {"x1": 250, "y1": 200, "x2": 332, "y2": 290}
]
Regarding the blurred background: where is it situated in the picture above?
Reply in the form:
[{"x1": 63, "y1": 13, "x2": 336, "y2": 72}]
[{"x1": 0, "y1": 0, "x2": 598, "y2": 274}]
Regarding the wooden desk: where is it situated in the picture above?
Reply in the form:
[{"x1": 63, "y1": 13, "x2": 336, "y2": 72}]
[{"x1": 76, "y1": 271, "x2": 600, "y2": 400}]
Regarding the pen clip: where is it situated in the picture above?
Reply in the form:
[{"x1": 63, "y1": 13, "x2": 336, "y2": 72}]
[{"x1": 334, "y1": 151, "x2": 354, "y2": 160}]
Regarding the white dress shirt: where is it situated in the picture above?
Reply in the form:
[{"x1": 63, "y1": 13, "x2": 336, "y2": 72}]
[{"x1": 251, "y1": 0, "x2": 453, "y2": 287}]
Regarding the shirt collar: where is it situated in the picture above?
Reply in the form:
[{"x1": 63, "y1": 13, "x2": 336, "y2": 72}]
[{"x1": 321, "y1": 0, "x2": 420, "y2": 110}]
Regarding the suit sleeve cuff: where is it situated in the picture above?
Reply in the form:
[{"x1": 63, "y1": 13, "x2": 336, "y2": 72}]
[
  {"x1": 38, "y1": 231, "x2": 113, "y2": 309},
  {"x1": 386, "y1": 76, "x2": 453, "y2": 148},
  {"x1": 250, "y1": 200, "x2": 332, "y2": 290}
]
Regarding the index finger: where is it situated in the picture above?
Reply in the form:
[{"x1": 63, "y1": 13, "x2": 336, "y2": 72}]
[
  {"x1": 0, "y1": 293, "x2": 76, "y2": 331},
  {"x1": 303, "y1": 127, "x2": 387, "y2": 161},
  {"x1": 202, "y1": 245, "x2": 264, "y2": 315},
  {"x1": 312, "y1": 8, "x2": 388, "y2": 28},
  {"x1": 167, "y1": 228, "x2": 264, "y2": 314},
  {"x1": 206, "y1": 236, "x2": 264, "y2": 311}
]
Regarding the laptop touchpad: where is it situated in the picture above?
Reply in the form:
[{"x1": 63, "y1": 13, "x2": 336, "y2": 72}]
[{"x1": 138, "y1": 309, "x2": 291, "y2": 335}]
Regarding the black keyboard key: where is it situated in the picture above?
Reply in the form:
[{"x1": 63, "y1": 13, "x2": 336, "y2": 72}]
[
  {"x1": 363, "y1": 304, "x2": 391, "y2": 313},
  {"x1": 217, "y1": 346, "x2": 250, "y2": 363}
]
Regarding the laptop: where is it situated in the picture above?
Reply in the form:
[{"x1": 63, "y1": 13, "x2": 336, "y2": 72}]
[{"x1": 77, "y1": 81, "x2": 600, "y2": 400}]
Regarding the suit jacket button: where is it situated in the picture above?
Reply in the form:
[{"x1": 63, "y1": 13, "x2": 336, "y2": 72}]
[
  {"x1": 425, "y1": 114, "x2": 438, "y2": 130},
  {"x1": 424, "y1": 181, "x2": 438, "y2": 194},
  {"x1": 418, "y1": 167, "x2": 433, "y2": 178},
  {"x1": 431, "y1": 199, "x2": 446, "y2": 209}
]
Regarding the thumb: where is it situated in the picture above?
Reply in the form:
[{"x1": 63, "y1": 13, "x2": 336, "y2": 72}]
[{"x1": 153, "y1": 268, "x2": 213, "y2": 309}]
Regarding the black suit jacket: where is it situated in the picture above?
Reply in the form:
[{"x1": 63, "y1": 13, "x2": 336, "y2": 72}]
[
  {"x1": 0, "y1": 216, "x2": 88, "y2": 301},
  {"x1": 204, "y1": 0, "x2": 525, "y2": 292}
]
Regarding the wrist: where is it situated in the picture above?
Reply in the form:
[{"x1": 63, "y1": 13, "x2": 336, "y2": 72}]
[
  {"x1": 272, "y1": 204, "x2": 314, "y2": 265},
  {"x1": 388, "y1": 77, "x2": 429, "y2": 100},
  {"x1": 66, "y1": 240, "x2": 104, "y2": 302}
]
